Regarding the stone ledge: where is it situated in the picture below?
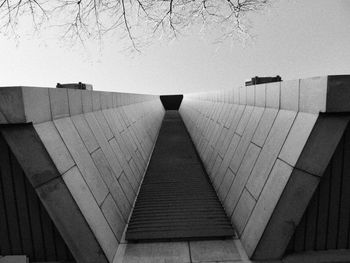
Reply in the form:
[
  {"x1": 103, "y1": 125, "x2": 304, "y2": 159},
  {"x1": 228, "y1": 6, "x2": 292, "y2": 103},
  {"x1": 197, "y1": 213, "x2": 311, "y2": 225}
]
[
  {"x1": 184, "y1": 75, "x2": 350, "y2": 114},
  {"x1": 0, "y1": 86, "x2": 160, "y2": 124}
]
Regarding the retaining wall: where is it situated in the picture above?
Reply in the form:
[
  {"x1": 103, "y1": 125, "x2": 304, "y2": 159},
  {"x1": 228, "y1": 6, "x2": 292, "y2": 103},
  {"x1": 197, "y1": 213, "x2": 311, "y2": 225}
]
[
  {"x1": 179, "y1": 75, "x2": 350, "y2": 260},
  {"x1": 0, "y1": 87, "x2": 164, "y2": 262}
]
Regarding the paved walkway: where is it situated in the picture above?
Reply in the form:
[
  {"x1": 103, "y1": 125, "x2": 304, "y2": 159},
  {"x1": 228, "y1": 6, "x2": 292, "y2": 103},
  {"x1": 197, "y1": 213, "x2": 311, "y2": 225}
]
[{"x1": 126, "y1": 111, "x2": 234, "y2": 241}]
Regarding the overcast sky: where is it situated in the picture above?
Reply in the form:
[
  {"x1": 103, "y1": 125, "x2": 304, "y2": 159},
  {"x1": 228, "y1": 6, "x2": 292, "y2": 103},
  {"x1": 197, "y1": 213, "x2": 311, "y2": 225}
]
[{"x1": 1, "y1": 0, "x2": 350, "y2": 95}]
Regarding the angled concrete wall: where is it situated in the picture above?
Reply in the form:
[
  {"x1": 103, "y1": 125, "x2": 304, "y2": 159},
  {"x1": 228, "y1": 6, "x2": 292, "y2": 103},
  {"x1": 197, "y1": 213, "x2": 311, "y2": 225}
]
[
  {"x1": 0, "y1": 87, "x2": 164, "y2": 262},
  {"x1": 179, "y1": 75, "x2": 350, "y2": 260}
]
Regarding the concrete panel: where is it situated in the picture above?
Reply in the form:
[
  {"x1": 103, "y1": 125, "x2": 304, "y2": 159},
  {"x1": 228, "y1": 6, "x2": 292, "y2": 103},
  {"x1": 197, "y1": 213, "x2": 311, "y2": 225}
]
[
  {"x1": 224, "y1": 143, "x2": 261, "y2": 217},
  {"x1": 36, "y1": 177, "x2": 108, "y2": 263},
  {"x1": 101, "y1": 194, "x2": 125, "y2": 241},
  {"x1": 49, "y1": 88, "x2": 69, "y2": 120},
  {"x1": 34, "y1": 121, "x2": 75, "y2": 175},
  {"x1": 118, "y1": 242, "x2": 190, "y2": 263},
  {"x1": 85, "y1": 112, "x2": 123, "y2": 177},
  {"x1": 190, "y1": 239, "x2": 240, "y2": 262},
  {"x1": 246, "y1": 110, "x2": 296, "y2": 199},
  {"x1": 0, "y1": 124, "x2": 60, "y2": 188},
  {"x1": 91, "y1": 149, "x2": 131, "y2": 220},
  {"x1": 94, "y1": 111, "x2": 114, "y2": 140},
  {"x1": 218, "y1": 167, "x2": 235, "y2": 201},
  {"x1": 92, "y1": 92, "x2": 101, "y2": 111},
  {"x1": 68, "y1": 89, "x2": 83, "y2": 116},
  {"x1": 326, "y1": 75, "x2": 350, "y2": 112},
  {"x1": 296, "y1": 115, "x2": 350, "y2": 176},
  {"x1": 0, "y1": 87, "x2": 25, "y2": 123},
  {"x1": 71, "y1": 114, "x2": 99, "y2": 153},
  {"x1": 230, "y1": 107, "x2": 264, "y2": 173},
  {"x1": 22, "y1": 87, "x2": 51, "y2": 124},
  {"x1": 266, "y1": 82, "x2": 280, "y2": 108},
  {"x1": 281, "y1": 79, "x2": 299, "y2": 111},
  {"x1": 236, "y1": 106, "x2": 254, "y2": 135},
  {"x1": 251, "y1": 108, "x2": 278, "y2": 147},
  {"x1": 81, "y1": 90, "x2": 93, "y2": 113},
  {"x1": 252, "y1": 169, "x2": 320, "y2": 260},
  {"x1": 54, "y1": 117, "x2": 108, "y2": 205},
  {"x1": 246, "y1": 85, "x2": 255, "y2": 105},
  {"x1": 239, "y1": 86, "x2": 246, "y2": 105},
  {"x1": 299, "y1": 76, "x2": 327, "y2": 113},
  {"x1": 255, "y1": 84, "x2": 266, "y2": 107},
  {"x1": 242, "y1": 159, "x2": 293, "y2": 257},
  {"x1": 232, "y1": 189, "x2": 256, "y2": 235},
  {"x1": 63, "y1": 166, "x2": 118, "y2": 262},
  {"x1": 279, "y1": 112, "x2": 318, "y2": 166}
]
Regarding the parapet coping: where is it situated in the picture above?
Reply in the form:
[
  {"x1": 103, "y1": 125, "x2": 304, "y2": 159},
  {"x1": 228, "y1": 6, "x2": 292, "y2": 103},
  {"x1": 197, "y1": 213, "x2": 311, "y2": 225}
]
[
  {"x1": 183, "y1": 75, "x2": 350, "y2": 114},
  {"x1": 0, "y1": 86, "x2": 160, "y2": 124}
]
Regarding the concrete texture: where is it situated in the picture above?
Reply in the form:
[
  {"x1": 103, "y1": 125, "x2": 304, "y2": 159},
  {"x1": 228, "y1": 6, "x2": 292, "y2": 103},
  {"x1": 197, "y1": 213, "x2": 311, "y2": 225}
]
[
  {"x1": 0, "y1": 86, "x2": 164, "y2": 263},
  {"x1": 179, "y1": 75, "x2": 350, "y2": 261}
]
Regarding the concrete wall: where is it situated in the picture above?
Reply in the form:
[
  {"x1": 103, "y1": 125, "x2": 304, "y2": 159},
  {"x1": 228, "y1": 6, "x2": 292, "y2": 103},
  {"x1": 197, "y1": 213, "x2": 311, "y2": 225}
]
[
  {"x1": 0, "y1": 87, "x2": 165, "y2": 262},
  {"x1": 287, "y1": 123, "x2": 350, "y2": 253},
  {"x1": 179, "y1": 75, "x2": 350, "y2": 260}
]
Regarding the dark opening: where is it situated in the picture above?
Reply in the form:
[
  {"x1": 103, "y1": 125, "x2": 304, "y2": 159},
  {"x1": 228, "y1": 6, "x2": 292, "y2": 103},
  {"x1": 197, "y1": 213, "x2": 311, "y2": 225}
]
[{"x1": 160, "y1": 95, "x2": 183, "y2": 110}]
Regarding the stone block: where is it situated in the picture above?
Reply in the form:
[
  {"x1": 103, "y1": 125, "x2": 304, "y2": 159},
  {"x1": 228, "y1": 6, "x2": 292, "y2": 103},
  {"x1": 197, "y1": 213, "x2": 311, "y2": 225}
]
[
  {"x1": 230, "y1": 107, "x2": 264, "y2": 173},
  {"x1": 92, "y1": 91, "x2": 101, "y2": 111},
  {"x1": 49, "y1": 88, "x2": 69, "y2": 120},
  {"x1": 218, "y1": 167, "x2": 235, "y2": 201},
  {"x1": 91, "y1": 149, "x2": 131, "y2": 220},
  {"x1": 0, "y1": 256, "x2": 27, "y2": 263},
  {"x1": 241, "y1": 159, "x2": 293, "y2": 257},
  {"x1": 232, "y1": 189, "x2": 256, "y2": 235},
  {"x1": 252, "y1": 169, "x2": 320, "y2": 260},
  {"x1": 22, "y1": 87, "x2": 51, "y2": 124},
  {"x1": 54, "y1": 117, "x2": 108, "y2": 205},
  {"x1": 101, "y1": 194, "x2": 126, "y2": 241},
  {"x1": 279, "y1": 112, "x2": 318, "y2": 166},
  {"x1": 233, "y1": 86, "x2": 239, "y2": 104},
  {"x1": 94, "y1": 111, "x2": 114, "y2": 140},
  {"x1": 82, "y1": 90, "x2": 93, "y2": 113},
  {"x1": 119, "y1": 172, "x2": 136, "y2": 204},
  {"x1": 190, "y1": 239, "x2": 240, "y2": 262},
  {"x1": 68, "y1": 89, "x2": 83, "y2": 116},
  {"x1": 295, "y1": 115, "x2": 350, "y2": 176},
  {"x1": 246, "y1": 85, "x2": 255, "y2": 105},
  {"x1": 0, "y1": 124, "x2": 60, "y2": 188},
  {"x1": 224, "y1": 143, "x2": 261, "y2": 216},
  {"x1": 101, "y1": 92, "x2": 109, "y2": 109},
  {"x1": 34, "y1": 121, "x2": 75, "y2": 174},
  {"x1": 0, "y1": 87, "x2": 25, "y2": 123},
  {"x1": 236, "y1": 106, "x2": 254, "y2": 135},
  {"x1": 299, "y1": 76, "x2": 327, "y2": 113},
  {"x1": 266, "y1": 82, "x2": 280, "y2": 108},
  {"x1": 252, "y1": 108, "x2": 278, "y2": 147},
  {"x1": 119, "y1": 242, "x2": 190, "y2": 263},
  {"x1": 281, "y1": 79, "x2": 299, "y2": 111},
  {"x1": 326, "y1": 75, "x2": 350, "y2": 112},
  {"x1": 246, "y1": 110, "x2": 296, "y2": 199},
  {"x1": 255, "y1": 83, "x2": 266, "y2": 107},
  {"x1": 62, "y1": 166, "x2": 118, "y2": 262},
  {"x1": 85, "y1": 112, "x2": 123, "y2": 177},
  {"x1": 36, "y1": 177, "x2": 108, "y2": 263},
  {"x1": 239, "y1": 86, "x2": 246, "y2": 105},
  {"x1": 71, "y1": 114, "x2": 99, "y2": 153}
]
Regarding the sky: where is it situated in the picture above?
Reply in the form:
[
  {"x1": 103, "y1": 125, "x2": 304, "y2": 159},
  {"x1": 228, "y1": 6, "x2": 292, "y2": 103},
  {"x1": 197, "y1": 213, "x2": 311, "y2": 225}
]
[{"x1": 1, "y1": 0, "x2": 350, "y2": 95}]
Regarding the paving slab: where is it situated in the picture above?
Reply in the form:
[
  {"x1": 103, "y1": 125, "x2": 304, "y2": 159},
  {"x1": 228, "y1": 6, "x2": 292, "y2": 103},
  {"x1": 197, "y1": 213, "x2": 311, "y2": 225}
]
[{"x1": 190, "y1": 239, "x2": 241, "y2": 262}]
